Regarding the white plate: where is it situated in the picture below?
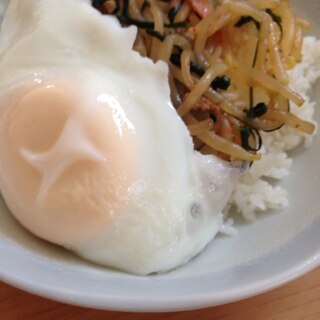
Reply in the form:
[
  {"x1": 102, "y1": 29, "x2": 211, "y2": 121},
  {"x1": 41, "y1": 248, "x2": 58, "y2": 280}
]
[{"x1": 0, "y1": 0, "x2": 319, "y2": 312}]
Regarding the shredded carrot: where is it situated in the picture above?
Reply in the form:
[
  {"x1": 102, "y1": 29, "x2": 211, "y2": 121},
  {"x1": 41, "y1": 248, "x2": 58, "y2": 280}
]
[{"x1": 186, "y1": 0, "x2": 213, "y2": 18}]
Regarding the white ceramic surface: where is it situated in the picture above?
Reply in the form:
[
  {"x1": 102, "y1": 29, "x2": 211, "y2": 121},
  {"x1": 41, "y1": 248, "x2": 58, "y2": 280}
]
[{"x1": 0, "y1": 0, "x2": 319, "y2": 312}]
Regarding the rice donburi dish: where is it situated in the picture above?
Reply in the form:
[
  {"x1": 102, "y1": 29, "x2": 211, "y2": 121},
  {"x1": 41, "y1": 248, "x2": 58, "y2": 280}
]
[{"x1": 0, "y1": 0, "x2": 319, "y2": 275}]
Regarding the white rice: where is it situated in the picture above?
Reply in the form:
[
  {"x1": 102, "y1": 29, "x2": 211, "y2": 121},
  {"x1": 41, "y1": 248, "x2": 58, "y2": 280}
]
[{"x1": 226, "y1": 36, "x2": 320, "y2": 222}]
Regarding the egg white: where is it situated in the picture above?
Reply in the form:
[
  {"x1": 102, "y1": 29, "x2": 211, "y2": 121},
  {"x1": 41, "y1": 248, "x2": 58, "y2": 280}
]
[{"x1": 0, "y1": 0, "x2": 239, "y2": 275}]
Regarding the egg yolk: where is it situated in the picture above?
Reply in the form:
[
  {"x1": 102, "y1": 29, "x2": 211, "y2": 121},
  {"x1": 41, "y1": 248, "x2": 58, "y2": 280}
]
[{"x1": 0, "y1": 82, "x2": 137, "y2": 245}]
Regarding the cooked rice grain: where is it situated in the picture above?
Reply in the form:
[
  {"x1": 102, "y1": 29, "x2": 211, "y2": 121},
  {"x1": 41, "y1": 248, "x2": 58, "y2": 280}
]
[{"x1": 228, "y1": 36, "x2": 320, "y2": 220}]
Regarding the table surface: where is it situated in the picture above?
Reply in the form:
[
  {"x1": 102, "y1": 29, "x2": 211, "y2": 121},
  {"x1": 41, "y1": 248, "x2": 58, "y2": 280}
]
[{"x1": 0, "y1": 267, "x2": 319, "y2": 320}]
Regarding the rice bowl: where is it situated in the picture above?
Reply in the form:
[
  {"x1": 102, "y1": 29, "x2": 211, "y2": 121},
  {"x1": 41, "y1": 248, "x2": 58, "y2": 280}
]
[{"x1": 0, "y1": 0, "x2": 319, "y2": 312}]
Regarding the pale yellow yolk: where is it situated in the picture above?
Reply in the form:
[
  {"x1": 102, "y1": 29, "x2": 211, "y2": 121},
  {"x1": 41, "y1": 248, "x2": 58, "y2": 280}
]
[{"x1": 0, "y1": 82, "x2": 137, "y2": 246}]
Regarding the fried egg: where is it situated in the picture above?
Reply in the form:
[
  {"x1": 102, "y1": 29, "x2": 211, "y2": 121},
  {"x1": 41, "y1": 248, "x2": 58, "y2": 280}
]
[{"x1": 0, "y1": 0, "x2": 239, "y2": 275}]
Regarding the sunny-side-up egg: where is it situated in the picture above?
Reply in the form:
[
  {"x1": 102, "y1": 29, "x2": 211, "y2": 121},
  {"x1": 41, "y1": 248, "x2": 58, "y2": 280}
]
[{"x1": 0, "y1": 0, "x2": 239, "y2": 275}]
